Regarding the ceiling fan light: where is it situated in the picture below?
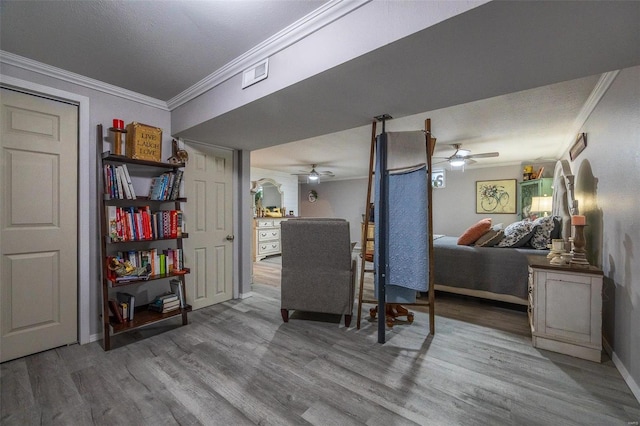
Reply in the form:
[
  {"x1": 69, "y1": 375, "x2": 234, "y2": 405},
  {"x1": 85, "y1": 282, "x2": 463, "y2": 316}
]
[
  {"x1": 308, "y1": 174, "x2": 319, "y2": 181},
  {"x1": 449, "y1": 158, "x2": 466, "y2": 167}
]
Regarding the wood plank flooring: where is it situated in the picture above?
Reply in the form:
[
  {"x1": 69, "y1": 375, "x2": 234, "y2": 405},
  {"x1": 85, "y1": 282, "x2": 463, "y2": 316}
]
[{"x1": 2, "y1": 260, "x2": 639, "y2": 425}]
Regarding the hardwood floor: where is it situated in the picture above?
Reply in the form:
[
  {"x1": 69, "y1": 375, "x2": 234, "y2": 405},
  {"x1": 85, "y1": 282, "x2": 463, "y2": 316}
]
[{"x1": 2, "y1": 260, "x2": 638, "y2": 425}]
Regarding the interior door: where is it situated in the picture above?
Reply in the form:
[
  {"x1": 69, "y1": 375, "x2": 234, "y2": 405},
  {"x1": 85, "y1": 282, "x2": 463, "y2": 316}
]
[
  {"x1": 183, "y1": 142, "x2": 233, "y2": 309},
  {"x1": 0, "y1": 88, "x2": 78, "y2": 362}
]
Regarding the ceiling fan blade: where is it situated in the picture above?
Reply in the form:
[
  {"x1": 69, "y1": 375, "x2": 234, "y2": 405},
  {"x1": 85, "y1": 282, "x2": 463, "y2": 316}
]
[
  {"x1": 467, "y1": 152, "x2": 499, "y2": 159},
  {"x1": 291, "y1": 172, "x2": 311, "y2": 176},
  {"x1": 318, "y1": 171, "x2": 334, "y2": 176}
]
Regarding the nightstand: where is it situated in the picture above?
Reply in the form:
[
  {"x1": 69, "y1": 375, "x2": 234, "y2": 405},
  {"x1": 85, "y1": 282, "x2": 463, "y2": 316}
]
[{"x1": 527, "y1": 256, "x2": 603, "y2": 362}]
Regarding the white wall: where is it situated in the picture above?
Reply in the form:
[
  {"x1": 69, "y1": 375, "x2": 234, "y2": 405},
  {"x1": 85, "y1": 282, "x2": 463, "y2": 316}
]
[{"x1": 569, "y1": 65, "x2": 640, "y2": 399}]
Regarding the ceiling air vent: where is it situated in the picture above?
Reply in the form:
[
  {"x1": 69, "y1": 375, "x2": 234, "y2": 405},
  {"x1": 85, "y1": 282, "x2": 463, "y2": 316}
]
[{"x1": 242, "y1": 58, "x2": 269, "y2": 89}]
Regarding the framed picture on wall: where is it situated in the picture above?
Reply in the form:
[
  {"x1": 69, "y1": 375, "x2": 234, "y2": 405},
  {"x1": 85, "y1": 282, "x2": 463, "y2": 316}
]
[
  {"x1": 476, "y1": 179, "x2": 517, "y2": 214},
  {"x1": 569, "y1": 133, "x2": 587, "y2": 161}
]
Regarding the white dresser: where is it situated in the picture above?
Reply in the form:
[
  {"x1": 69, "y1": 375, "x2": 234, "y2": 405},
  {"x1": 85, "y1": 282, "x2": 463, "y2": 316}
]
[
  {"x1": 253, "y1": 218, "x2": 287, "y2": 261},
  {"x1": 528, "y1": 256, "x2": 603, "y2": 362}
]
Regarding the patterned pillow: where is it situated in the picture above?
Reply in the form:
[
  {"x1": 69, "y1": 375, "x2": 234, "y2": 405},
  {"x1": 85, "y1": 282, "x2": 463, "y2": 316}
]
[
  {"x1": 457, "y1": 218, "x2": 492, "y2": 245},
  {"x1": 475, "y1": 229, "x2": 505, "y2": 247},
  {"x1": 529, "y1": 216, "x2": 556, "y2": 249},
  {"x1": 496, "y1": 220, "x2": 537, "y2": 248}
]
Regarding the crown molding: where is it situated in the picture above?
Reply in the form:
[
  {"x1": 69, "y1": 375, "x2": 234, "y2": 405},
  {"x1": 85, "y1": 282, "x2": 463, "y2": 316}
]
[
  {"x1": 1, "y1": 0, "x2": 369, "y2": 112},
  {"x1": 558, "y1": 70, "x2": 619, "y2": 158},
  {"x1": 166, "y1": 0, "x2": 371, "y2": 110},
  {"x1": 573, "y1": 70, "x2": 619, "y2": 131},
  {"x1": 0, "y1": 50, "x2": 169, "y2": 110},
  {"x1": 563, "y1": 70, "x2": 620, "y2": 152}
]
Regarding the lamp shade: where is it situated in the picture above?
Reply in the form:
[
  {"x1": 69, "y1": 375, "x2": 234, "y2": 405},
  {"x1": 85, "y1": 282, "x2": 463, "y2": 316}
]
[{"x1": 530, "y1": 196, "x2": 552, "y2": 214}]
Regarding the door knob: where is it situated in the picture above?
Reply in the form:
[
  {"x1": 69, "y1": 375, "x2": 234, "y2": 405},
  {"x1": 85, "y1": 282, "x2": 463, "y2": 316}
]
[{"x1": 226, "y1": 235, "x2": 235, "y2": 241}]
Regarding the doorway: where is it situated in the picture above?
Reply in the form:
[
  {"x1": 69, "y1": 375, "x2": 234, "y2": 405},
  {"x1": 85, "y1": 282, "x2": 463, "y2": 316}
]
[{"x1": 182, "y1": 141, "x2": 234, "y2": 309}]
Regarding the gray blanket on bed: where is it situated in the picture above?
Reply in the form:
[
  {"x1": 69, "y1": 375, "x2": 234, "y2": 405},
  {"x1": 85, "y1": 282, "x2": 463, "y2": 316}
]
[{"x1": 434, "y1": 236, "x2": 547, "y2": 299}]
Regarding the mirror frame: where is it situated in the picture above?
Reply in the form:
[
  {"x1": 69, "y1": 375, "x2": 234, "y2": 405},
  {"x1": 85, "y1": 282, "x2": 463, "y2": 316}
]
[{"x1": 251, "y1": 178, "x2": 284, "y2": 213}]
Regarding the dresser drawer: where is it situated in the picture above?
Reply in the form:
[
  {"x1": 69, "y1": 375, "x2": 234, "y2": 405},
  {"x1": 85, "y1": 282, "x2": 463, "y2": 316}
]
[
  {"x1": 256, "y1": 219, "x2": 274, "y2": 228},
  {"x1": 258, "y1": 228, "x2": 280, "y2": 242},
  {"x1": 258, "y1": 240, "x2": 280, "y2": 255}
]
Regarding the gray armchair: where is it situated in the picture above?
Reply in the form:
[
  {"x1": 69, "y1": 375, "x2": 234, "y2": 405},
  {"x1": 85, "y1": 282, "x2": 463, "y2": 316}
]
[{"x1": 280, "y1": 219, "x2": 356, "y2": 327}]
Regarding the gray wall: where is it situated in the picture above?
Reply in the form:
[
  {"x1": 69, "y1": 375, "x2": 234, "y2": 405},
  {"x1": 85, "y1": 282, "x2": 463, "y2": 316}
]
[
  {"x1": 431, "y1": 165, "x2": 521, "y2": 235},
  {"x1": 570, "y1": 65, "x2": 639, "y2": 396},
  {"x1": 300, "y1": 178, "x2": 368, "y2": 245},
  {"x1": 299, "y1": 164, "x2": 525, "y2": 244},
  {"x1": 1, "y1": 63, "x2": 172, "y2": 341}
]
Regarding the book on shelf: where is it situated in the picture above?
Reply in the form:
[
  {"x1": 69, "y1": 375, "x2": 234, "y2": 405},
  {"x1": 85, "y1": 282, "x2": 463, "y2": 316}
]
[
  {"x1": 169, "y1": 169, "x2": 183, "y2": 200},
  {"x1": 114, "y1": 273, "x2": 150, "y2": 283},
  {"x1": 108, "y1": 299, "x2": 125, "y2": 323},
  {"x1": 148, "y1": 292, "x2": 180, "y2": 313},
  {"x1": 116, "y1": 292, "x2": 136, "y2": 321},
  {"x1": 105, "y1": 207, "x2": 184, "y2": 242},
  {"x1": 148, "y1": 299, "x2": 180, "y2": 313},
  {"x1": 169, "y1": 279, "x2": 185, "y2": 308},
  {"x1": 147, "y1": 170, "x2": 183, "y2": 201},
  {"x1": 120, "y1": 302, "x2": 129, "y2": 320},
  {"x1": 117, "y1": 166, "x2": 132, "y2": 199},
  {"x1": 106, "y1": 206, "x2": 118, "y2": 242},
  {"x1": 120, "y1": 164, "x2": 137, "y2": 199}
]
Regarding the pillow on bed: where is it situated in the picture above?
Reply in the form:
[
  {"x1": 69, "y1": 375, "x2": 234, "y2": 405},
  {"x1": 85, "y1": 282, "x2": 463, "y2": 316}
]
[
  {"x1": 457, "y1": 218, "x2": 492, "y2": 245},
  {"x1": 475, "y1": 229, "x2": 504, "y2": 247},
  {"x1": 496, "y1": 220, "x2": 537, "y2": 248},
  {"x1": 529, "y1": 216, "x2": 557, "y2": 249}
]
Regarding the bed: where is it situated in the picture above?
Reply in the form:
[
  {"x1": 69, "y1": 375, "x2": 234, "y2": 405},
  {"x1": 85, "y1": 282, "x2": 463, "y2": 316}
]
[
  {"x1": 433, "y1": 160, "x2": 576, "y2": 305},
  {"x1": 433, "y1": 236, "x2": 546, "y2": 304}
]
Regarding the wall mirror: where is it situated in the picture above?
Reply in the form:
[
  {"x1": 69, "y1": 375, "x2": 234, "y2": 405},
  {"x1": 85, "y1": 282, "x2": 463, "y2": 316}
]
[{"x1": 251, "y1": 178, "x2": 284, "y2": 216}]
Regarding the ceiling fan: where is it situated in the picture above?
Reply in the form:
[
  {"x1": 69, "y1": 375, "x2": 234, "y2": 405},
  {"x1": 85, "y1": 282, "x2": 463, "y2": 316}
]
[
  {"x1": 434, "y1": 144, "x2": 499, "y2": 168},
  {"x1": 291, "y1": 164, "x2": 335, "y2": 182}
]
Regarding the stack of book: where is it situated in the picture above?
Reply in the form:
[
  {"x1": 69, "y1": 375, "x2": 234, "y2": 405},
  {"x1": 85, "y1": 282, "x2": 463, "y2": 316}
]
[{"x1": 148, "y1": 293, "x2": 180, "y2": 314}]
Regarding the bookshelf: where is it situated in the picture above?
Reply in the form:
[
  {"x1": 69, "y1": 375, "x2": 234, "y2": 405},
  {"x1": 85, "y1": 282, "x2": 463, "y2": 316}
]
[{"x1": 98, "y1": 124, "x2": 191, "y2": 350}]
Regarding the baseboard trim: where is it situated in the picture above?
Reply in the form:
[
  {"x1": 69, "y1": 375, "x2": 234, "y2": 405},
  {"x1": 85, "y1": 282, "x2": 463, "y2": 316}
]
[
  {"x1": 239, "y1": 291, "x2": 253, "y2": 299},
  {"x1": 604, "y1": 338, "x2": 640, "y2": 403},
  {"x1": 612, "y1": 351, "x2": 640, "y2": 403}
]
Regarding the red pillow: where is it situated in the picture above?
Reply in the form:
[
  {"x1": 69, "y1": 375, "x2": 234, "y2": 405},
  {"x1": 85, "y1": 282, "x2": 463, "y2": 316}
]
[{"x1": 457, "y1": 218, "x2": 492, "y2": 245}]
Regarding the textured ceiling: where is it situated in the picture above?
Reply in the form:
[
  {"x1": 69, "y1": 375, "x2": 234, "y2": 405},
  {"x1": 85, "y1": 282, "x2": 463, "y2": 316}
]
[
  {"x1": 2, "y1": 1, "x2": 639, "y2": 181},
  {"x1": 251, "y1": 73, "x2": 601, "y2": 181},
  {"x1": 0, "y1": 0, "x2": 326, "y2": 100}
]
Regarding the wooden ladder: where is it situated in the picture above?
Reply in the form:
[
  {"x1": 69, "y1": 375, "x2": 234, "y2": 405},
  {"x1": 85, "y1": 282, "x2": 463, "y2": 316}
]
[{"x1": 355, "y1": 118, "x2": 436, "y2": 337}]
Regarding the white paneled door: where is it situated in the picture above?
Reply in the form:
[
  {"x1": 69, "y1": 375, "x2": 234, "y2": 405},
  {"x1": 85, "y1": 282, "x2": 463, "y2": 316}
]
[
  {"x1": 183, "y1": 142, "x2": 233, "y2": 310},
  {"x1": 0, "y1": 88, "x2": 78, "y2": 362}
]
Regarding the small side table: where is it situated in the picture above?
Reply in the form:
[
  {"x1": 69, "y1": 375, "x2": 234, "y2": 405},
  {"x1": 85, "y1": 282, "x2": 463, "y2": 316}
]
[{"x1": 527, "y1": 256, "x2": 603, "y2": 362}]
